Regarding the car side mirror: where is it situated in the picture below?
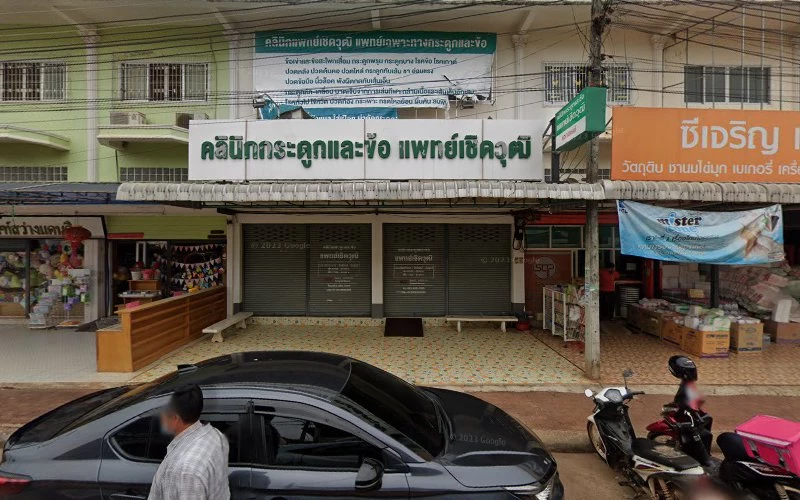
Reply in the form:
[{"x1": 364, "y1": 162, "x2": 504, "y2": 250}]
[{"x1": 355, "y1": 457, "x2": 384, "y2": 491}]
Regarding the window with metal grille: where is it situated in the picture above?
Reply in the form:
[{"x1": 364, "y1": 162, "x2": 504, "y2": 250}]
[
  {"x1": 120, "y1": 62, "x2": 208, "y2": 101},
  {"x1": 119, "y1": 167, "x2": 188, "y2": 182},
  {"x1": 684, "y1": 65, "x2": 770, "y2": 104},
  {"x1": 544, "y1": 63, "x2": 630, "y2": 104},
  {"x1": 0, "y1": 166, "x2": 68, "y2": 182},
  {"x1": 0, "y1": 62, "x2": 65, "y2": 101}
]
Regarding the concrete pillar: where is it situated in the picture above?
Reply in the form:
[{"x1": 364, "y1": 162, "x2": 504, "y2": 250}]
[
  {"x1": 795, "y1": 40, "x2": 800, "y2": 111},
  {"x1": 83, "y1": 239, "x2": 103, "y2": 322},
  {"x1": 511, "y1": 34, "x2": 528, "y2": 119},
  {"x1": 371, "y1": 220, "x2": 383, "y2": 318},
  {"x1": 226, "y1": 31, "x2": 240, "y2": 120},
  {"x1": 230, "y1": 215, "x2": 243, "y2": 313},
  {"x1": 651, "y1": 36, "x2": 665, "y2": 108},
  {"x1": 84, "y1": 30, "x2": 99, "y2": 181},
  {"x1": 512, "y1": 225, "x2": 525, "y2": 313}
]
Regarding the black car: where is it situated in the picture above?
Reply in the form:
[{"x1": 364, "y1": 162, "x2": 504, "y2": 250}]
[{"x1": 0, "y1": 351, "x2": 563, "y2": 499}]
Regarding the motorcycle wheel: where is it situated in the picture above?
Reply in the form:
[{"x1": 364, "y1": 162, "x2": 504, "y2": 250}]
[
  {"x1": 647, "y1": 431, "x2": 676, "y2": 447},
  {"x1": 587, "y1": 421, "x2": 607, "y2": 463}
]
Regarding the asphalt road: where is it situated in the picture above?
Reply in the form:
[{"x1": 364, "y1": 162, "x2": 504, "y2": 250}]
[{"x1": 554, "y1": 452, "x2": 634, "y2": 499}]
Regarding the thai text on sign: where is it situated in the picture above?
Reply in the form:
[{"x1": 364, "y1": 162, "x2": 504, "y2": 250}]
[{"x1": 611, "y1": 107, "x2": 800, "y2": 183}]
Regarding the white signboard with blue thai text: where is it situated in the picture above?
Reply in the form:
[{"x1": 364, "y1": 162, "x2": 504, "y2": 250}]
[
  {"x1": 188, "y1": 119, "x2": 545, "y2": 181},
  {"x1": 253, "y1": 31, "x2": 496, "y2": 109},
  {"x1": 617, "y1": 200, "x2": 784, "y2": 264}
]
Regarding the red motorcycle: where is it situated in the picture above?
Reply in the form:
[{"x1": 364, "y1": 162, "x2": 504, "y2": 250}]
[{"x1": 645, "y1": 356, "x2": 714, "y2": 462}]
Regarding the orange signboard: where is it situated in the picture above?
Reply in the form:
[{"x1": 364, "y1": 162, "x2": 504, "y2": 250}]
[{"x1": 611, "y1": 107, "x2": 800, "y2": 183}]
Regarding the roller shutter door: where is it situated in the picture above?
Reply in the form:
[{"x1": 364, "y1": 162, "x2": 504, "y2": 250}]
[
  {"x1": 383, "y1": 224, "x2": 446, "y2": 317},
  {"x1": 448, "y1": 224, "x2": 511, "y2": 315},
  {"x1": 242, "y1": 224, "x2": 307, "y2": 315},
  {"x1": 308, "y1": 224, "x2": 371, "y2": 316}
]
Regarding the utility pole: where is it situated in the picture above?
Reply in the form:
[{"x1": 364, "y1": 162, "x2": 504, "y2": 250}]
[{"x1": 584, "y1": 0, "x2": 608, "y2": 380}]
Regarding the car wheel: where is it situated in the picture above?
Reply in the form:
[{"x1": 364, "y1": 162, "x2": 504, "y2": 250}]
[{"x1": 587, "y1": 421, "x2": 607, "y2": 462}]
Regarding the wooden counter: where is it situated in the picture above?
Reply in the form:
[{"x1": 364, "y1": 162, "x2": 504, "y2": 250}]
[{"x1": 97, "y1": 287, "x2": 226, "y2": 372}]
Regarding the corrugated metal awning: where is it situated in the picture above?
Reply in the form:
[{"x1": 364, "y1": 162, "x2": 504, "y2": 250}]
[
  {"x1": 117, "y1": 181, "x2": 605, "y2": 203},
  {"x1": 602, "y1": 180, "x2": 800, "y2": 204}
]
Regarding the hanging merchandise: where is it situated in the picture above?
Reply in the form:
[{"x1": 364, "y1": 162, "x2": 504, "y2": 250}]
[
  {"x1": 167, "y1": 244, "x2": 226, "y2": 293},
  {"x1": 62, "y1": 225, "x2": 92, "y2": 268}
]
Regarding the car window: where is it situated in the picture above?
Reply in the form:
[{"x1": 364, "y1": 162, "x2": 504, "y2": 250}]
[
  {"x1": 111, "y1": 413, "x2": 245, "y2": 464},
  {"x1": 254, "y1": 414, "x2": 382, "y2": 470},
  {"x1": 337, "y1": 361, "x2": 442, "y2": 458}
]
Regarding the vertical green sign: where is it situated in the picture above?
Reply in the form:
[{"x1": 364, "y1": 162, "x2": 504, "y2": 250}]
[{"x1": 554, "y1": 87, "x2": 607, "y2": 152}]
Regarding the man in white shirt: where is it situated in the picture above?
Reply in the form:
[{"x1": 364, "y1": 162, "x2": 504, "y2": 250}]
[{"x1": 148, "y1": 384, "x2": 230, "y2": 500}]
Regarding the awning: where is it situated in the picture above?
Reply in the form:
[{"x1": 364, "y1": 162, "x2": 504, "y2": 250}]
[
  {"x1": 0, "y1": 125, "x2": 70, "y2": 151},
  {"x1": 97, "y1": 125, "x2": 188, "y2": 150},
  {"x1": 602, "y1": 180, "x2": 800, "y2": 204},
  {"x1": 0, "y1": 182, "x2": 120, "y2": 204},
  {"x1": 117, "y1": 181, "x2": 604, "y2": 203}
]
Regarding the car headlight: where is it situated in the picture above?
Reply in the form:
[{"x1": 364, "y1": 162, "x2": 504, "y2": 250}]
[{"x1": 504, "y1": 480, "x2": 552, "y2": 500}]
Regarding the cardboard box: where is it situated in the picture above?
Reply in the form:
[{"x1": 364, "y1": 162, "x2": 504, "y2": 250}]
[
  {"x1": 765, "y1": 320, "x2": 800, "y2": 344},
  {"x1": 662, "y1": 321, "x2": 686, "y2": 345},
  {"x1": 662, "y1": 277, "x2": 680, "y2": 290},
  {"x1": 688, "y1": 288, "x2": 706, "y2": 299},
  {"x1": 681, "y1": 329, "x2": 730, "y2": 358},
  {"x1": 730, "y1": 323, "x2": 764, "y2": 353}
]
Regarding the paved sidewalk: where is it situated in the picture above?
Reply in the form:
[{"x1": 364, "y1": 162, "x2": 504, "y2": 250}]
[{"x1": 2, "y1": 386, "x2": 798, "y2": 452}]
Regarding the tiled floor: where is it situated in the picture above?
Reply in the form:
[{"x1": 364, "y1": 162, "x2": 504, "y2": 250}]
[
  {"x1": 0, "y1": 325, "x2": 134, "y2": 384},
  {"x1": 131, "y1": 323, "x2": 587, "y2": 386},
  {"x1": 534, "y1": 322, "x2": 800, "y2": 386},
  {"x1": 132, "y1": 321, "x2": 800, "y2": 388},
  {"x1": 2, "y1": 320, "x2": 798, "y2": 388}
]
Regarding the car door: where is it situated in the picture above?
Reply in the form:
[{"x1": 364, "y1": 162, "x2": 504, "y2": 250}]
[
  {"x1": 97, "y1": 398, "x2": 251, "y2": 500},
  {"x1": 247, "y1": 401, "x2": 410, "y2": 499}
]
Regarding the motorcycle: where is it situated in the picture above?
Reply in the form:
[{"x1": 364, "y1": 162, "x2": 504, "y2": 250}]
[
  {"x1": 647, "y1": 355, "x2": 800, "y2": 499},
  {"x1": 585, "y1": 369, "x2": 704, "y2": 499},
  {"x1": 716, "y1": 431, "x2": 800, "y2": 500}
]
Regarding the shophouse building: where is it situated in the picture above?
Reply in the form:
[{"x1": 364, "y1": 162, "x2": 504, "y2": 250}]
[{"x1": 3, "y1": 0, "x2": 800, "y2": 376}]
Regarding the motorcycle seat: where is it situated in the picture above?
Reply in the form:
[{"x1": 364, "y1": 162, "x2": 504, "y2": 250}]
[{"x1": 632, "y1": 438, "x2": 701, "y2": 471}]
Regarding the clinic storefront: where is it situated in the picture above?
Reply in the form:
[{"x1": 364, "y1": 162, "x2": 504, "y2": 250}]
[
  {"x1": 186, "y1": 117, "x2": 543, "y2": 319},
  {"x1": 233, "y1": 216, "x2": 520, "y2": 318}
]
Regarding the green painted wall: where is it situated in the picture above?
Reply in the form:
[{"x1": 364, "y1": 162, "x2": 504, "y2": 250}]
[
  {"x1": 0, "y1": 27, "x2": 88, "y2": 180},
  {"x1": 0, "y1": 25, "x2": 230, "y2": 182},
  {"x1": 106, "y1": 215, "x2": 227, "y2": 240}
]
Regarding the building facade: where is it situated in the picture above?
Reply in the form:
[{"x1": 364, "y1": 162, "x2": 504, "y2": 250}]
[{"x1": 2, "y1": 0, "x2": 800, "y2": 322}]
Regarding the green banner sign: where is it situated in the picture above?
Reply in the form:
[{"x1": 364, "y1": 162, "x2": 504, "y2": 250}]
[{"x1": 554, "y1": 87, "x2": 607, "y2": 152}]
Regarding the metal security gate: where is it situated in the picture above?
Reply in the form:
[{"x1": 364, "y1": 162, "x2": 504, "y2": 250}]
[
  {"x1": 308, "y1": 224, "x2": 371, "y2": 316},
  {"x1": 243, "y1": 224, "x2": 372, "y2": 316},
  {"x1": 448, "y1": 224, "x2": 512, "y2": 315},
  {"x1": 243, "y1": 224, "x2": 308, "y2": 315},
  {"x1": 383, "y1": 224, "x2": 446, "y2": 317}
]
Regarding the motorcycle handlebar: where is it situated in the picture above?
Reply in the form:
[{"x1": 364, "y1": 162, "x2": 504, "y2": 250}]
[{"x1": 626, "y1": 391, "x2": 646, "y2": 398}]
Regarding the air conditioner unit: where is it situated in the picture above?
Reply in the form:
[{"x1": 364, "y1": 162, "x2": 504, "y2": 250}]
[
  {"x1": 175, "y1": 112, "x2": 209, "y2": 129},
  {"x1": 110, "y1": 111, "x2": 146, "y2": 126}
]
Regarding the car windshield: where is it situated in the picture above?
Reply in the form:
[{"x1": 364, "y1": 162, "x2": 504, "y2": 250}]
[
  {"x1": 58, "y1": 374, "x2": 177, "y2": 436},
  {"x1": 337, "y1": 361, "x2": 443, "y2": 458}
]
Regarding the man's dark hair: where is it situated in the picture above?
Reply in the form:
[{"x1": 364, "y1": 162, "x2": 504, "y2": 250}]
[
  {"x1": 167, "y1": 384, "x2": 203, "y2": 423},
  {"x1": 606, "y1": 261, "x2": 615, "y2": 268}
]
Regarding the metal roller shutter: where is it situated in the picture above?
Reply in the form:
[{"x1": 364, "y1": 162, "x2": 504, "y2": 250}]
[
  {"x1": 308, "y1": 224, "x2": 371, "y2": 316},
  {"x1": 383, "y1": 224, "x2": 446, "y2": 317},
  {"x1": 242, "y1": 224, "x2": 308, "y2": 315},
  {"x1": 447, "y1": 224, "x2": 512, "y2": 315}
]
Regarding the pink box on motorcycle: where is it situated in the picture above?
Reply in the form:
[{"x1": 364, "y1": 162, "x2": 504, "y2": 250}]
[{"x1": 735, "y1": 415, "x2": 800, "y2": 475}]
